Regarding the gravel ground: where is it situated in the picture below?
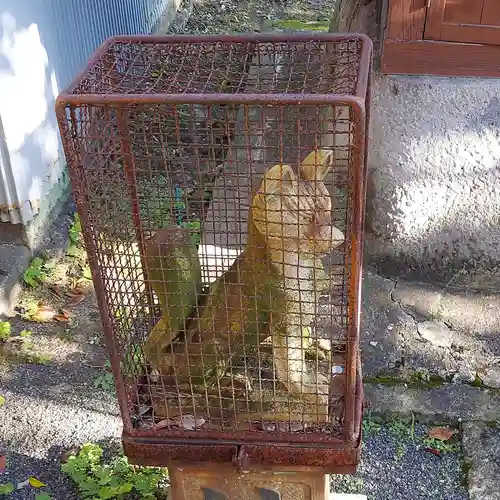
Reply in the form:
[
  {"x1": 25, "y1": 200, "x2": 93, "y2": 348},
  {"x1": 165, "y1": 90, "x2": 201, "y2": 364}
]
[
  {"x1": 0, "y1": 204, "x2": 122, "y2": 499},
  {"x1": 331, "y1": 423, "x2": 469, "y2": 500}
]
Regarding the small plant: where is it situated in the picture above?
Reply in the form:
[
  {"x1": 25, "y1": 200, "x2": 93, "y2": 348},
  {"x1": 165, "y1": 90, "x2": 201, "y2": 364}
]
[
  {"x1": 421, "y1": 436, "x2": 459, "y2": 454},
  {"x1": 32, "y1": 353, "x2": 52, "y2": 365},
  {"x1": 184, "y1": 219, "x2": 202, "y2": 246},
  {"x1": 387, "y1": 418, "x2": 413, "y2": 459},
  {"x1": 395, "y1": 444, "x2": 406, "y2": 459},
  {"x1": 362, "y1": 411, "x2": 381, "y2": 436},
  {"x1": 0, "y1": 395, "x2": 5, "y2": 407},
  {"x1": 82, "y1": 265, "x2": 92, "y2": 281},
  {"x1": 121, "y1": 344, "x2": 145, "y2": 376},
  {"x1": 61, "y1": 442, "x2": 168, "y2": 499},
  {"x1": 387, "y1": 418, "x2": 412, "y2": 441},
  {"x1": 94, "y1": 373, "x2": 115, "y2": 392},
  {"x1": 23, "y1": 257, "x2": 50, "y2": 288},
  {"x1": 69, "y1": 213, "x2": 82, "y2": 246},
  {"x1": 20, "y1": 329, "x2": 32, "y2": 338},
  {"x1": 0, "y1": 321, "x2": 11, "y2": 341},
  {"x1": 35, "y1": 493, "x2": 52, "y2": 500},
  {"x1": 0, "y1": 482, "x2": 14, "y2": 495},
  {"x1": 95, "y1": 361, "x2": 115, "y2": 393}
]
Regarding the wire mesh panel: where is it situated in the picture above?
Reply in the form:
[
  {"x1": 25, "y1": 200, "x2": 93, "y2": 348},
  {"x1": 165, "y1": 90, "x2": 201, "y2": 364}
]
[{"x1": 56, "y1": 33, "x2": 372, "y2": 472}]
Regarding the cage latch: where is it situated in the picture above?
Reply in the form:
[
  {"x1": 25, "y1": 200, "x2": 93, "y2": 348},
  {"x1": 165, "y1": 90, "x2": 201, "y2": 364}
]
[{"x1": 233, "y1": 445, "x2": 251, "y2": 473}]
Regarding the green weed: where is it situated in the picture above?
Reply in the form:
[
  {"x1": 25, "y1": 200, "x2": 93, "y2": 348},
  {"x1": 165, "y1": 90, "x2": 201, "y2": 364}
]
[
  {"x1": 94, "y1": 361, "x2": 115, "y2": 393},
  {"x1": 61, "y1": 442, "x2": 168, "y2": 499},
  {"x1": 23, "y1": 257, "x2": 51, "y2": 287},
  {"x1": 121, "y1": 344, "x2": 145, "y2": 376},
  {"x1": 35, "y1": 493, "x2": 52, "y2": 500},
  {"x1": 362, "y1": 411, "x2": 381, "y2": 436},
  {"x1": 421, "y1": 437, "x2": 459, "y2": 454},
  {"x1": 387, "y1": 418, "x2": 412, "y2": 441},
  {"x1": 0, "y1": 483, "x2": 14, "y2": 495},
  {"x1": 0, "y1": 321, "x2": 11, "y2": 341}
]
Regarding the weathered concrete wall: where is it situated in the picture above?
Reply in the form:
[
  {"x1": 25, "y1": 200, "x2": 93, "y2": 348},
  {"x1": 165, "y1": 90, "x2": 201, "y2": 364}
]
[
  {"x1": 333, "y1": 0, "x2": 500, "y2": 278},
  {"x1": 366, "y1": 75, "x2": 500, "y2": 276}
]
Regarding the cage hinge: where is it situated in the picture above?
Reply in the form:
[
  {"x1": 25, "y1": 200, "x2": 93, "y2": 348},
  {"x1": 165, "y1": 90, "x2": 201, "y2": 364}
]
[{"x1": 233, "y1": 446, "x2": 251, "y2": 473}]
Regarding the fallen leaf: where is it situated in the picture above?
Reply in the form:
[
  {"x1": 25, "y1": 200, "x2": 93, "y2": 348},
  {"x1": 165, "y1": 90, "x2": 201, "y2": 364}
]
[
  {"x1": 153, "y1": 418, "x2": 173, "y2": 430},
  {"x1": 31, "y1": 305, "x2": 56, "y2": 323},
  {"x1": 54, "y1": 309, "x2": 71, "y2": 323},
  {"x1": 138, "y1": 405, "x2": 152, "y2": 416},
  {"x1": 424, "y1": 447, "x2": 442, "y2": 457},
  {"x1": 54, "y1": 314, "x2": 70, "y2": 323},
  {"x1": 428, "y1": 426, "x2": 456, "y2": 441},
  {"x1": 66, "y1": 294, "x2": 86, "y2": 308},
  {"x1": 0, "y1": 455, "x2": 6, "y2": 473},
  {"x1": 28, "y1": 477, "x2": 46, "y2": 488},
  {"x1": 0, "y1": 395, "x2": 5, "y2": 406},
  {"x1": 72, "y1": 286, "x2": 90, "y2": 296},
  {"x1": 47, "y1": 285, "x2": 63, "y2": 298}
]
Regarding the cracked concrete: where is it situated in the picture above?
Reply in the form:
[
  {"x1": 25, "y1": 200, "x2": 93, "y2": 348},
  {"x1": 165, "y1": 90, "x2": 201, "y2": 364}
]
[{"x1": 361, "y1": 267, "x2": 500, "y2": 387}]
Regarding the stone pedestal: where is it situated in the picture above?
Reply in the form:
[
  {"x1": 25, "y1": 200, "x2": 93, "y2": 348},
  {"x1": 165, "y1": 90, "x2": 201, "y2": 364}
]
[{"x1": 168, "y1": 463, "x2": 329, "y2": 500}]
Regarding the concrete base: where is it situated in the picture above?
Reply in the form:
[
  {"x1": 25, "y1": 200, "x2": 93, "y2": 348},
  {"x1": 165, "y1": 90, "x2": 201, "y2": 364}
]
[
  {"x1": 366, "y1": 73, "x2": 500, "y2": 276},
  {"x1": 329, "y1": 495, "x2": 367, "y2": 500}
]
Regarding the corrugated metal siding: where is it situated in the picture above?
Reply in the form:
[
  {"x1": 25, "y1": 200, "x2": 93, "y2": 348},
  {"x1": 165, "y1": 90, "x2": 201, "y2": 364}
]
[
  {"x1": 48, "y1": 0, "x2": 170, "y2": 91},
  {"x1": 0, "y1": 0, "x2": 171, "y2": 224}
]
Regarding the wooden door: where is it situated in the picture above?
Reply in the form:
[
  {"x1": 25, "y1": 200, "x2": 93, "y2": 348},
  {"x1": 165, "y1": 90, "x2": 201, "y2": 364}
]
[{"x1": 425, "y1": 0, "x2": 500, "y2": 45}]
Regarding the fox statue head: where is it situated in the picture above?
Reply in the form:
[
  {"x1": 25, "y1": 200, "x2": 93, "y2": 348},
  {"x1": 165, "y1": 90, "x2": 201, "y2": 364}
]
[{"x1": 251, "y1": 149, "x2": 345, "y2": 257}]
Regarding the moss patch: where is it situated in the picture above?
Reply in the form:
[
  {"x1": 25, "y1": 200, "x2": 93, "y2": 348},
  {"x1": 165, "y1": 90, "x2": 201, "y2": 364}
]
[
  {"x1": 470, "y1": 374, "x2": 484, "y2": 387},
  {"x1": 364, "y1": 373, "x2": 446, "y2": 390},
  {"x1": 460, "y1": 458, "x2": 472, "y2": 488},
  {"x1": 272, "y1": 19, "x2": 330, "y2": 31}
]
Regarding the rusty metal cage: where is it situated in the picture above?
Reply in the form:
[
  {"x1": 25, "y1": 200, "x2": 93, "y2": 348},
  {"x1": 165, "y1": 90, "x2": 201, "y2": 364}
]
[{"x1": 56, "y1": 33, "x2": 372, "y2": 473}]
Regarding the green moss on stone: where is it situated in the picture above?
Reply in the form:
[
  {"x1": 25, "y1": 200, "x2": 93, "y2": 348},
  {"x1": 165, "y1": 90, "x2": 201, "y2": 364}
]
[
  {"x1": 460, "y1": 458, "x2": 472, "y2": 488},
  {"x1": 364, "y1": 372, "x2": 446, "y2": 390}
]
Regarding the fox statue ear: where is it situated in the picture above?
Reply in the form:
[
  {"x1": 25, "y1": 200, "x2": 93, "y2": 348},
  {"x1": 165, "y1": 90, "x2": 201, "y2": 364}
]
[
  {"x1": 300, "y1": 149, "x2": 333, "y2": 182},
  {"x1": 260, "y1": 164, "x2": 298, "y2": 195}
]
